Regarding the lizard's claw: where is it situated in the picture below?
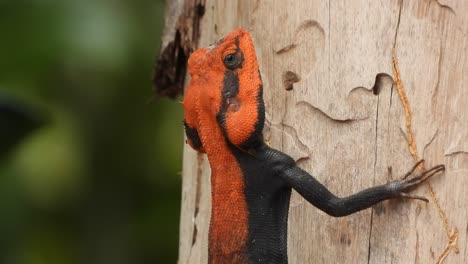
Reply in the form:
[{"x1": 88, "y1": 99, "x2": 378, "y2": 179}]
[
  {"x1": 400, "y1": 164, "x2": 445, "y2": 187},
  {"x1": 400, "y1": 159, "x2": 425, "y2": 180},
  {"x1": 398, "y1": 193, "x2": 429, "y2": 203},
  {"x1": 394, "y1": 162, "x2": 445, "y2": 202}
]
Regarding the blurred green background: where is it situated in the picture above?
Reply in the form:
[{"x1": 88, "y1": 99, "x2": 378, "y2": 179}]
[{"x1": 0, "y1": 1, "x2": 183, "y2": 263}]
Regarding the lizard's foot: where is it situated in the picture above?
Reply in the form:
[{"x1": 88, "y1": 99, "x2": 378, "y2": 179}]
[{"x1": 393, "y1": 160, "x2": 445, "y2": 202}]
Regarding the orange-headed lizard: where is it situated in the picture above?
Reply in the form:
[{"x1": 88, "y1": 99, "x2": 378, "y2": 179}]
[{"x1": 182, "y1": 29, "x2": 445, "y2": 264}]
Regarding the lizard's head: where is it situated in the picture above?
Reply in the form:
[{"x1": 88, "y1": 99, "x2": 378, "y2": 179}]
[{"x1": 183, "y1": 29, "x2": 264, "y2": 152}]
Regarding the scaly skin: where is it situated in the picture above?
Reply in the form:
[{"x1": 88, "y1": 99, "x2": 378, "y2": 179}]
[{"x1": 182, "y1": 29, "x2": 445, "y2": 264}]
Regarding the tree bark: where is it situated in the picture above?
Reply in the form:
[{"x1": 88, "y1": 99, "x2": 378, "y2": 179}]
[{"x1": 173, "y1": 0, "x2": 468, "y2": 263}]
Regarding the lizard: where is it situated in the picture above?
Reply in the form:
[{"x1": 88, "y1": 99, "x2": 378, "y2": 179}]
[{"x1": 181, "y1": 29, "x2": 445, "y2": 264}]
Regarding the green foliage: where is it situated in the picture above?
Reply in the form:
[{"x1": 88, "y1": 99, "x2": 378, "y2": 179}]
[{"x1": 0, "y1": 0, "x2": 182, "y2": 263}]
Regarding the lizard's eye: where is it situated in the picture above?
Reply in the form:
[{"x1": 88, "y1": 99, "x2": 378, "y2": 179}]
[
  {"x1": 224, "y1": 54, "x2": 234, "y2": 62},
  {"x1": 223, "y1": 53, "x2": 240, "y2": 69}
]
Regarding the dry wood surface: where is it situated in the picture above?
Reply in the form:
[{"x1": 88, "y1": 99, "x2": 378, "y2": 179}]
[{"x1": 170, "y1": 0, "x2": 468, "y2": 263}]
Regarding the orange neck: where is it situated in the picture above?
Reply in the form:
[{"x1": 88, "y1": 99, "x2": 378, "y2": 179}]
[{"x1": 203, "y1": 133, "x2": 249, "y2": 263}]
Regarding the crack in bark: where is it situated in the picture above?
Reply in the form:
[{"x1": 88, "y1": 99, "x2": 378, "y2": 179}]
[
  {"x1": 444, "y1": 150, "x2": 468, "y2": 157},
  {"x1": 282, "y1": 124, "x2": 312, "y2": 162},
  {"x1": 366, "y1": 208, "x2": 375, "y2": 264},
  {"x1": 415, "y1": 231, "x2": 420, "y2": 263},
  {"x1": 374, "y1": 97, "x2": 380, "y2": 171},
  {"x1": 387, "y1": 83, "x2": 394, "y2": 133},
  {"x1": 389, "y1": 84, "x2": 394, "y2": 110},
  {"x1": 278, "y1": 93, "x2": 311, "y2": 162},
  {"x1": 367, "y1": 95, "x2": 380, "y2": 264},
  {"x1": 191, "y1": 153, "x2": 204, "y2": 247},
  {"x1": 430, "y1": 0, "x2": 456, "y2": 15},
  {"x1": 280, "y1": 92, "x2": 290, "y2": 152},
  {"x1": 393, "y1": 0, "x2": 403, "y2": 49},
  {"x1": 275, "y1": 19, "x2": 325, "y2": 54},
  {"x1": 372, "y1": 73, "x2": 393, "y2": 95},
  {"x1": 423, "y1": 129, "x2": 440, "y2": 156},
  {"x1": 431, "y1": 43, "x2": 444, "y2": 116},
  {"x1": 348, "y1": 73, "x2": 394, "y2": 96},
  {"x1": 270, "y1": 122, "x2": 311, "y2": 163},
  {"x1": 296, "y1": 101, "x2": 369, "y2": 123},
  {"x1": 391, "y1": 1, "x2": 459, "y2": 262}
]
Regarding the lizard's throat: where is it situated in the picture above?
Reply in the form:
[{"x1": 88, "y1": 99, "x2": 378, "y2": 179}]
[{"x1": 204, "y1": 137, "x2": 250, "y2": 263}]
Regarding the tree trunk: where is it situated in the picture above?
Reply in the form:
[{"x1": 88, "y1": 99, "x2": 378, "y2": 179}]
[{"x1": 170, "y1": 0, "x2": 467, "y2": 263}]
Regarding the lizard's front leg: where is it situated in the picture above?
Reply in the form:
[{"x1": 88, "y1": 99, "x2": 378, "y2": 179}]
[{"x1": 275, "y1": 155, "x2": 445, "y2": 217}]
